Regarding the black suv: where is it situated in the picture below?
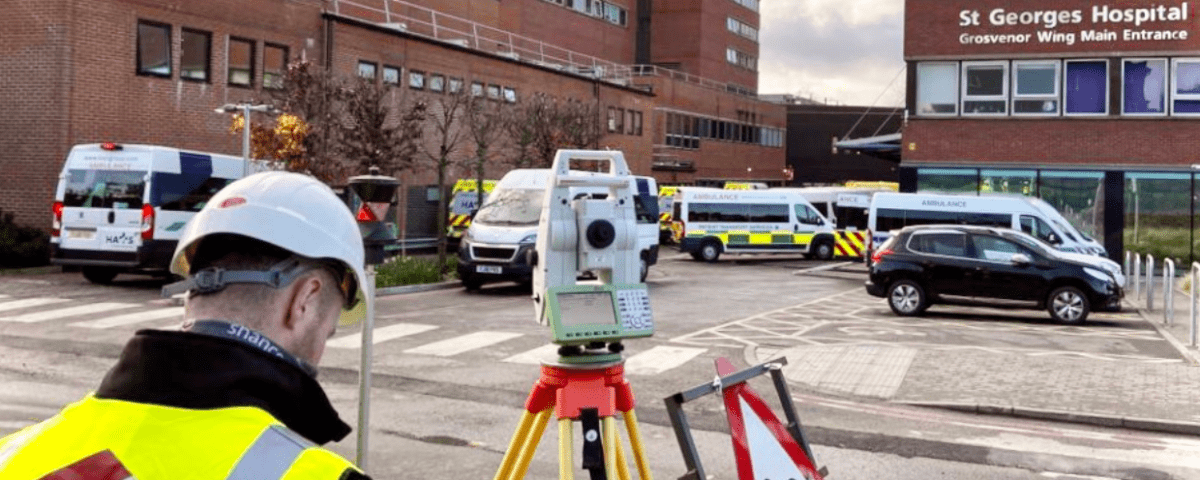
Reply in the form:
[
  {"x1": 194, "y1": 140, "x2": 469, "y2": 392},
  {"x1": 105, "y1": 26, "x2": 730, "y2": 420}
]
[{"x1": 865, "y1": 225, "x2": 1123, "y2": 324}]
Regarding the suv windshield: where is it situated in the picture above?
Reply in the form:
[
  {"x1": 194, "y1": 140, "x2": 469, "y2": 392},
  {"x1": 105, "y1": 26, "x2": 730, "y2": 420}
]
[{"x1": 474, "y1": 189, "x2": 545, "y2": 226}]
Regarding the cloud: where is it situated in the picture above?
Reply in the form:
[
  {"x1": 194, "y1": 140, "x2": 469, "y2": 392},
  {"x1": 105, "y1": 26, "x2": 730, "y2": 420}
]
[{"x1": 758, "y1": 0, "x2": 906, "y2": 106}]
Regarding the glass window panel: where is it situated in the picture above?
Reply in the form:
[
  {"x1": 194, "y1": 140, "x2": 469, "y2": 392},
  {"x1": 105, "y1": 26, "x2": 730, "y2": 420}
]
[
  {"x1": 228, "y1": 37, "x2": 254, "y2": 87},
  {"x1": 917, "y1": 168, "x2": 978, "y2": 194},
  {"x1": 916, "y1": 63, "x2": 957, "y2": 115},
  {"x1": 430, "y1": 74, "x2": 445, "y2": 92},
  {"x1": 1125, "y1": 172, "x2": 1191, "y2": 259},
  {"x1": 966, "y1": 65, "x2": 1004, "y2": 96},
  {"x1": 487, "y1": 84, "x2": 501, "y2": 99},
  {"x1": 383, "y1": 66, "x2": 400, "y2": 85},
  {"x1": 504, "y1": 87, "x2": 517, "y2": 103},
  {"x1": 449, "y1": 77, "x2": 463, "y2": 93},
  {"x1": 1123, "y1": 59, "x2": 1167, "y2": 114},
  {"x1": 137, "y1": 22, "x2": 171, "y2": 77},
  {"x1": 1015, "y1": 64, "x2": 1056, "y2": 95},
  {"x1": 1176, "y1": 61, "x2": 1200, "y2": 94},
  {"x1": 980, "y1": 169, "x2": 1036, "y2": 196},
  {"x1": 263, "y1": 44, "x2": 287, "y2": 89},
  {"x1": 1065, "y1": 60, "x2": 1107, "y2": 115},
  {"x1": 409, "y1": 70, "x2": 425, "y2": 89},
  {"x1": 471, "y1": 81, "x2": 484, "y2": 97},
  {"x1": 357, "y1": 61, "x2": 376, "y2": 79},
  {"x1": 181, "y1": 29, "x2": 210, "y2": 81},
  {"x1": 1038, "y1": 170, "x2": 1104, "y2": 242}
]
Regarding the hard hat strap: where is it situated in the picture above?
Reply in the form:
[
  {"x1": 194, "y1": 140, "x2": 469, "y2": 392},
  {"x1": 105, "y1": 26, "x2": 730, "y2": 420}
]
[{"x1": 162, "y1": 257, "x2": 310, "y2": 298}]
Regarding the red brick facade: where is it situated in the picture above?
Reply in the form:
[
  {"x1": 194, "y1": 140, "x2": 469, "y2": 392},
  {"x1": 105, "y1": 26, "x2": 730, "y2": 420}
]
[
  {"x1": 0, "y1": 0, "x2": 784, "y2": 228},
  {"x1": 904, "y1": 0, "x2": 1200, "y2": 168}
]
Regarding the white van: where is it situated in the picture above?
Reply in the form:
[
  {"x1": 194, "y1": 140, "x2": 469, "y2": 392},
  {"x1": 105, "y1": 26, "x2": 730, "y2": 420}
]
[
  {"x1": 774, "y1": 186, "x2": 891, "y2": 230},
  {"x1": 867, "y1": 192, "x2": 1108, "y2": 260},
  {"x1": 671, "y1": 187, "x2": 836, "y2": 262},
  {"x1": 456, "y1": 169, "x2": 660, "y2": 290},
  {"x1": 50, "y1": 143, "x2": 265, "y2": 283}
]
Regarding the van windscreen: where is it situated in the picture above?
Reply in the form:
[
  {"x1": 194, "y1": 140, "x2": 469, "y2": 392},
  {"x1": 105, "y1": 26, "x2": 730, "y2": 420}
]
[
  {"x1": 63, "y1": 169, "x2": 145, "y2": 209},
  {"x1": 151, "y1": 174, "x2": 233, "y2": 212},
  {"x1": 474, "y1": 189, "x2": 545, "y2": 226}
]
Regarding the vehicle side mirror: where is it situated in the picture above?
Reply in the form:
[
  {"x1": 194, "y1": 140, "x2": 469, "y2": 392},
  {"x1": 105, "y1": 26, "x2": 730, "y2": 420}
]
[
  {"x1": 469, "y1": 209, "x2": 479, "y2": 220},
  {"x1": 1011, "y1": 253, "x2": 1031, "y2": 266},
  {"x1": 1048, "y1": 233, "x2": 1061, "y2": 245}
]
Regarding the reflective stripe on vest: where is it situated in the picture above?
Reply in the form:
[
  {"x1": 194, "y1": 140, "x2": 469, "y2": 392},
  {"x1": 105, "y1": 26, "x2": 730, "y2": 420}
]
[{"x1": 227, "y1": 425, "x2": 313, "y2": 480}]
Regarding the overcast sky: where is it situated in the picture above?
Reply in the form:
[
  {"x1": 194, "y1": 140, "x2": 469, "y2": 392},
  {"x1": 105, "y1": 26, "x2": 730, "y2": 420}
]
[{"x1": 757, "y1": 0, "x2": 906, "y2": 107}]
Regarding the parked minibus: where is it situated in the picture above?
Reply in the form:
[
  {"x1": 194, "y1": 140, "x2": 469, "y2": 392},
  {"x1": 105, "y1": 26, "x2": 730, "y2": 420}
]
[{"x1": 672, "y1": 187, "x2": 836, "y2": 261}]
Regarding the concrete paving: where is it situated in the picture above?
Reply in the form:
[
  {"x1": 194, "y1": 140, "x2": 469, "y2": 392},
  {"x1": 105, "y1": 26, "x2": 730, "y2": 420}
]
[{"x1": 746, "y1": 270, "x2": 1200, "y2": 436}]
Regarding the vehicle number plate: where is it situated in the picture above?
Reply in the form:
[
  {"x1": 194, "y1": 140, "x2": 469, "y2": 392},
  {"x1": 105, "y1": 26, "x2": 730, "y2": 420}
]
[
  {"x1": 476, "y1": 265, "x2": 503, "y2": 274},
  {"x1": 66, "y1": 229, "x2": 95, "y2": 240}
]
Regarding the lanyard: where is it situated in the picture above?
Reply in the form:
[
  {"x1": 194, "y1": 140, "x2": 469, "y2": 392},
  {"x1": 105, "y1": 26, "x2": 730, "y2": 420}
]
[{"x1": 188, "y1": 320, "x2": 319, "y2": 378}]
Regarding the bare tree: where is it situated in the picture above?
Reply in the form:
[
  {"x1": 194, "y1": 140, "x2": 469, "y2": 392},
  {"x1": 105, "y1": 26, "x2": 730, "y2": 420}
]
[
  {"x1": 418, "y1": 90, "x2": 472, "y2": 274},
  {"x1": 463, "y1": 94, "x2": 510, "y2": 210},
  {"x1": 504, "y1": 93, "x2": 604, "y2": 168},
  {"x1": 263, "y1": 60, "x2": 348, "y2": 183},
  {"x1": 339, "y1": 77, "x2": 427, "y2": 178}
]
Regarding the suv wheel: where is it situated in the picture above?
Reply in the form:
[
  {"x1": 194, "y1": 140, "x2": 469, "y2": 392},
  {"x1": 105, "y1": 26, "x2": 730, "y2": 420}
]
[
  {"x1": 1048, "y1": 286, "x2": 1090, "y2": 324},
  {"x1": 888, "y1": 279, "x2": 928, "y2": 316},
  {"x1": 699, "y1": 241, "x2": 722, "y2": 262}
]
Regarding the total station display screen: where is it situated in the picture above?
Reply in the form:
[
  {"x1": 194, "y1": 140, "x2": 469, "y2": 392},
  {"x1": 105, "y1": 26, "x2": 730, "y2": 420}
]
[{"x1": 556, "y1": 291, "x2": 618, "y2": 327}]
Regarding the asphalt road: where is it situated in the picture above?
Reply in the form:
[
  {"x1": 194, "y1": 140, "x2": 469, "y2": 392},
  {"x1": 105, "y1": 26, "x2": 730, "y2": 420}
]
[{"x1": 0, "y1": 253, "x2": 1196, "y2": 479}]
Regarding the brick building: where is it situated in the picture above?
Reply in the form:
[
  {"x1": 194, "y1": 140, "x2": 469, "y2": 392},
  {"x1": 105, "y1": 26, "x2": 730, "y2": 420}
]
[
  {"x1": 905, "y1": 0, "x2": 1200, "y2": 261},
  {"x1": 0, "y1": 0, "x2": 786, "y2": 232}
]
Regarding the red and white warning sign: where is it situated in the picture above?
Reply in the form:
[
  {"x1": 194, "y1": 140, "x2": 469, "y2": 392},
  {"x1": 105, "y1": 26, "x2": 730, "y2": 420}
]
[
  {"x1": 718, "y1": 358, "x2": 824, "y2": 480},
  {"x1": 355, "y1": 202, "x2": 389, "y2": 222}
]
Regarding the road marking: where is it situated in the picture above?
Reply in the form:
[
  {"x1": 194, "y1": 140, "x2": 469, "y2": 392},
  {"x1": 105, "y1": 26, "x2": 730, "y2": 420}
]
[
  {"x1": 504, "y1": 344, "x2": 561, "y2": 364},
  {"x1": 791, "y1": 261, "x2": 854, "y2": 275},
  {"x1": 69, "y1": 307, "x2": 185, "y2": 329},
  {"x1": 326, "y1": 323, "x2": 438, "y2": 349},
  {"x1": 624, "y1": 346, "x2": 706, "y2": 375},
  {"x1": 0, "y1": 303, "x2": 138, "y2": 323},
  {"x1": 404, "y1": 331, "x2": 522, "y2": 356},
  {"x1": 0, "y1": 298, "x2": 71, "y2": 313}
]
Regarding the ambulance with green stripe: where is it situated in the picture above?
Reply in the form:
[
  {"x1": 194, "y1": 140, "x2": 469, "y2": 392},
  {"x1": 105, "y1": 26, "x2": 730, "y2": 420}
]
[{"x1": 671, "y1": 187, "x2": 837, "y2": 262}]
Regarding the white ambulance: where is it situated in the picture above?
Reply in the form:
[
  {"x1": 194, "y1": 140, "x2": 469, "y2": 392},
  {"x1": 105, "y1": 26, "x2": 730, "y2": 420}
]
[
  {"x1": 50, "y1": 143, "x2": 266, "y2": 283},
  {"x1": 671, "y1": 187, "x2": 836, "y2": 262}
]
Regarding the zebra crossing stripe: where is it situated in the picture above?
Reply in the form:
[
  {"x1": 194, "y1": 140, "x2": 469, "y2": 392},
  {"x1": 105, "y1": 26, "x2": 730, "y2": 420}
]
[
  {"x1": 0, "y1": 298, "x2": 71, "y2": 313},
  {"x1": 326, "y1": 323, "x2": 438, "y2": 349},
  {"x1": 69, "y1": 307, "x2": 185, "y2": 329},
  {"x1": 503, "y1": 344, "x2": 561, "y2": 365},
  {"x1": 404, "y1": 331, "x2": 522, "y2": 357},
  {"x1": 624, "y1": 346, "x2": 706, "y2": 375},
  {"x1": 0, "y1": 303, "x2": 139, "y2": 323}
]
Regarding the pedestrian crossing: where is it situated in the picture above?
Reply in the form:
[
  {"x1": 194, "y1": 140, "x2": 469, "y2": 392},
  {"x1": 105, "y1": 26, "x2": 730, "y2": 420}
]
[{"x1": 0, "y1": 295, "x2": 710, "y2": 376}]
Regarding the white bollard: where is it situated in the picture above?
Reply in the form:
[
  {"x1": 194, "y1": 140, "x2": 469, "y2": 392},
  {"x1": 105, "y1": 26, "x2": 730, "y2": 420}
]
[
  {"x1": 1147, "y1": 254, "x2": 1155, "y2": 311},
  {"x1": 1193, "y1": 262, "x2": 1200, "y2": 347},
  {"x1": 1125, "y1": 251, "x2": 1132, "y2": 288},
  {"x1": 1164, "y1": 258, "x2": 1175, "y2": 325},
  {"x1": 1134, "y1": 255, "x2": 1142, "y2": 303}
]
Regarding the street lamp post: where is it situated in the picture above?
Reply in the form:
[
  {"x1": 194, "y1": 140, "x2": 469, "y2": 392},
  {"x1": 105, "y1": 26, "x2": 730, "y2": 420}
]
[{"x1": 214, "y1": 103, "x2": 278, "y2": 177}]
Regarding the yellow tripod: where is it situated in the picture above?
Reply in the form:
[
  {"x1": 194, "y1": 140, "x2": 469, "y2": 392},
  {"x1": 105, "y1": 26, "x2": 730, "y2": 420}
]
[{"x1": 493, "y1": 360, "x2": 653, "y2": 480}]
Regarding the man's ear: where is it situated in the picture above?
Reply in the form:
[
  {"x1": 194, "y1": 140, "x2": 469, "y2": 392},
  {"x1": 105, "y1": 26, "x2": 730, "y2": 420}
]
[{"x1": 284, "y1": 273, "x2": 326, "y2": 331}]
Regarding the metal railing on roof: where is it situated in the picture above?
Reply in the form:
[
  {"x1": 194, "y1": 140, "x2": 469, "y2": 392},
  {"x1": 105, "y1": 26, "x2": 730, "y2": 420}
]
[{"x1": 329, "y1": 0, "x2": 755, "y2": 96}]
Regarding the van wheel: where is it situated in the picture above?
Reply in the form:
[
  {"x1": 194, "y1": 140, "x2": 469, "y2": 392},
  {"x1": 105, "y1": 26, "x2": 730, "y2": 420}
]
[
  {"x1": 639, "y1": 255, "x2": 649, "y2": 282},
  {"x1": 1048, "y1": 286, "x2": 1090, "y2": 324},
  {"x1": 887, "y1": 279, "x2": 928, "y2": 316},
  {"x1": 82, "y1": 267, "x2": 119, "y2": 285},
  {"x1": 814, "y1": 238, "x2": 835, "y2": 261},
  {"x1": 699, "y1": 241, "x2": 722, "y2": 262}
]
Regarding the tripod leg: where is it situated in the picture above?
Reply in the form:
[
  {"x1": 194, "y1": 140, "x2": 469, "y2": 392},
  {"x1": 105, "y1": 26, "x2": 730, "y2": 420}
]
[
  {"x1": 622, "y1": 411, "x2": 654, "y2": 480},
  {"x1": 559, "y1": 418, "x2": 575, "y2": 480},
  {"x1": 611, "y1": 424, "x2": 632, "y2": 480},
  {"x1": 602, "y1": 417, "x2": 619, "y2": 480},
  {"x1": 506, "y1": 409, "x2": 552, "y2": 480},
  {"x1": 495, "y1": 410, "x2": 539, "y2": 480}
]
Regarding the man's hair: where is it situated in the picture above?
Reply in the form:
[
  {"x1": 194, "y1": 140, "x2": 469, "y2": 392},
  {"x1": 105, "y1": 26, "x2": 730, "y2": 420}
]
[{"x1": 186, "y1": 234, "x2": 343, "y2": 330}]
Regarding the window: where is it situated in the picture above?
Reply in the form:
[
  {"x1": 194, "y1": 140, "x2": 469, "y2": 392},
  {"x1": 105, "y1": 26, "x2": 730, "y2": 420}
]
[
  {"x1": 1012, "y1": 60, "x2": 1059, "y2": 115},
  {"x1": 961, "y1": 61, "x2": 1007, "y2": 115},
  {"x1": 631, "y1": 111, "x2": 643, "y2": 136},
  {"x1": 136, "y1": 21, "x2": 171, "y2": 77},
  {"x1": 794, "y1": 204, "x2": 823, "y2": 225},
  {"x1": 624, "y1": 110, "x2": 634, "y2": 134},
  {"x1": 749, "y1": 204, "x2": 789, "y2": 223},
  {"x1": 430, "y1": 74, "x2": 446, "y2": 93},
  {"x1": 1122, "y1": 58, "x2": 1166, "y2": 115},
  {"x1": 355, "y1": 61, "x2": 374, "y2": 80},
  {"x1": 726, "y1": 47, "x2": 756, "y2": 70},
  {"x1": 608, "y1": 107, "x2": 617, "y2": 133},
  {"x1": 487, "y1": 84, "x2": 501, "y2": 100},
  {"x1": 228, "y1": 37, "x2": 255, "y2": 87},
  {"x1": 726, "y1": 17, "x2": 758, "y2": 41},
  {"x1": 1172, "y1": 58, "x2": 1200, "y2": 114},
  {"x1": 383, "y1": 66, "x2": 401, "y2": 85},
  {"x1": 449, "y1": 77, "x2": 464, "y2": 93},
  {"x1": 471, "y1": 81, "x2": 484, "y2": 97},
  {"x1": 63, "y1": 170, "x2": 146, "y2": 209},
  {"x1": 263, "y1": 43, "x2": 288, "y2": 89},
  {"x1": 603, "y1": 3, "x2": 627, "y2": 26},
  {"x1": 971, "y1": 235, "x2": 1031, "y2": 263},
  {"x1": 1019, "y1": 215, "x2": 1057, "y2": 245},
  {"x1": 180, "y1": 29, "x2": 210, "y2": 82},
  {"x1": 151, "y1": 175, "x2": 233, "y2": 212},
  {"x1": 409, "y1": 70, "x2": 425, "y2": 89},
  {"x1": 503, "y1": 86, "x2": 517, "y2": 103},
  {"x1": 731, "y1": 0, "x2": 759, "y2": 11},
  {"x1": 1064, "y1": 60, "x2": 1108, "y2": 115},
  {"x1": 908, "y1": 233, "x2": 968, "y2": 257}
]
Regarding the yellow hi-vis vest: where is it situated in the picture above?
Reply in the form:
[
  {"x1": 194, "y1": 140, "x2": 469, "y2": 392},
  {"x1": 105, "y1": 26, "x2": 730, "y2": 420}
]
[{"x1": 0, "y1": 394, "x2": 363, "y2": 480}]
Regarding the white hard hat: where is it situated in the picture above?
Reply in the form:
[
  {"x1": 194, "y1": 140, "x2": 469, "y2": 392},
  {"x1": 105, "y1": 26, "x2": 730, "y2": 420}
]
[{"x1": 168, "y1": 171, "x2": 367, "y2": 313}]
